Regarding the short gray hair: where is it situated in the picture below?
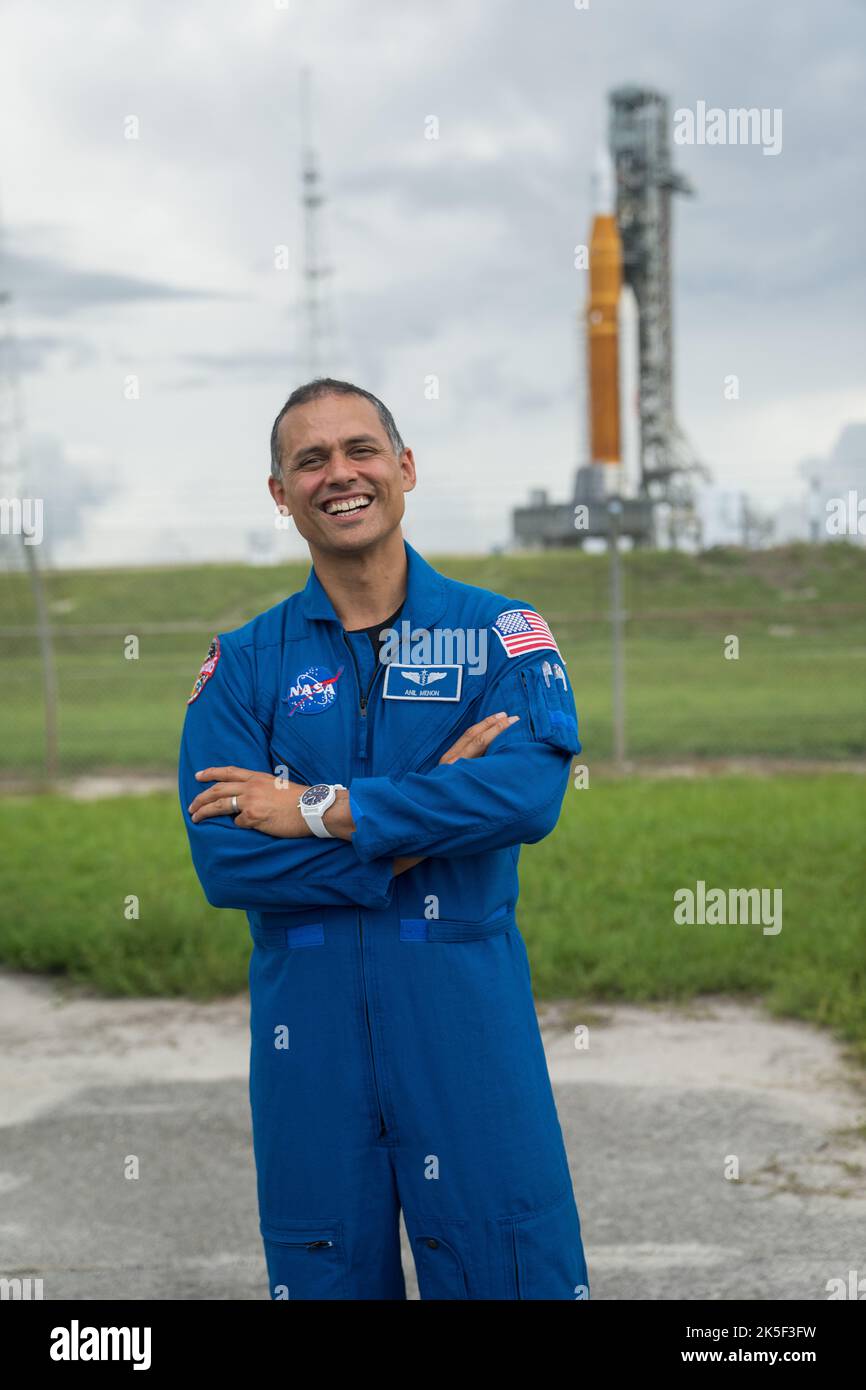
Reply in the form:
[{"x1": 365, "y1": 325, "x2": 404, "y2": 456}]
[{"x1": 269, "y1": 377, "x2": 405, "y2": 480}]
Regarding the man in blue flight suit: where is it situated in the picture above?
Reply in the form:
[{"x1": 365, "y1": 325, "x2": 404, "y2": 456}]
[{"x1": 179, "y1": 378, "x2": 590, "y2": 1300}]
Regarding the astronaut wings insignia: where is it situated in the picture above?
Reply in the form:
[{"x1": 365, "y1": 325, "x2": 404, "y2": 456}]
[{"x1": 399, "y1": 669, "x2": 448, "y2": 686}]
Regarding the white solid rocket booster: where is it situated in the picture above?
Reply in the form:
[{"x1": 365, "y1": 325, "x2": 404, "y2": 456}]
[{"x1": 617, "y1": 283, "x2": 640, "y2": 499}]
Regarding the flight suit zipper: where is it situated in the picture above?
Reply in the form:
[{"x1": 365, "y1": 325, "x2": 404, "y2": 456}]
[
  {"x1": 342, "y1": 630, "x2": 389, "y2": 1138},
  {"x1": 358, "y1": 911, "x2": 387, "y2": 1138},
  {"x1": 519, "y1": 669, "x2": 537, "y2": 739},
  {"x1": 341, "y1": 630, "x2": 387, "y2": 761},
  {"x1": 267, "y1": 1239, "x2": 334, "y2": 1250}
]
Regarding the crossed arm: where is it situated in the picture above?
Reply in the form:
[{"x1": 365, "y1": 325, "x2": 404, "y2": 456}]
[
  {"x1": 181, "y1": 636, "x2": 576, "y2": 913},
  {"x1": 187, "y1": 710, "x2": 519, "y2": 872}
]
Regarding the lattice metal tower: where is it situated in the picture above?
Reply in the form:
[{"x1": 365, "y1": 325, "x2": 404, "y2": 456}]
[
  {"x1": 0, "y1": 218, "x2": 24, "y2": 510},
  {"x1": 609, "y1": 85, "x2": 706, "y2": 542},
  {"x1": 299, "y1": 67, "x2": 334, "y2": 378},
  {"x1": 0, "y1": 193, "x2": 60, "y2": 777}
]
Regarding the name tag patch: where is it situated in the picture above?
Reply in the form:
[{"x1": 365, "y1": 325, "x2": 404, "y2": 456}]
[{"x1": 382, "y1": 663, "x2": 463, "y2": 701}]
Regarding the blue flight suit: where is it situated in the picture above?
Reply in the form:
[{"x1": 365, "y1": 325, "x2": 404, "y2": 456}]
[{"x1": 178, "y1": 539, "x2": 590, "y2": 1300}]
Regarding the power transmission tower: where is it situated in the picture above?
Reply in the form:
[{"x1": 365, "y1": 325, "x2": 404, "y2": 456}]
[
  {"x1": 0, "y1": 195, "x2": 59, "y2": 781},
  {"x1": 299, "y1": 68, "x2": 336, "y2": 378}
]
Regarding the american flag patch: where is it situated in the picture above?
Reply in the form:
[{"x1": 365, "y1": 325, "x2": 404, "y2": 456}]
[{"x1": 492, "y1": 609, "x2": 562, "y2": 659}]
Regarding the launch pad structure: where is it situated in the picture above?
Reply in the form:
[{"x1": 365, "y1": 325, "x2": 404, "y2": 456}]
[{"x1": 514, "y1": 84, "x2": 705, "y2": 550}]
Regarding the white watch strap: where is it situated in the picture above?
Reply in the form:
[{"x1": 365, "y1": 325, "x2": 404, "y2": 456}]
[
  {"x1": 308, "y1": 813, "x2": 332, "y2": 839},
  {"x1": 303, "y1": 784, "x2": 345, "y2": 839}
]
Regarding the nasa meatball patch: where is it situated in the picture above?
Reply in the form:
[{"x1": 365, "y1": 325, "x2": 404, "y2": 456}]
[
  {"x1": 283, "y1": 664, "x2": 344, "y2": 717},
  {"x1": 187, "y1": 636, "x2": 221, "y2": 704}
]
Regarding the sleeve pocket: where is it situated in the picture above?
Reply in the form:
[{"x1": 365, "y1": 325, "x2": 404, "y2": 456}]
[{"x1": 519, "y1": 663, "x2": 581, "y2": 756}]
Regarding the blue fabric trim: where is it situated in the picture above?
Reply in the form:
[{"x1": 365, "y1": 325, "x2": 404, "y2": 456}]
[
  {"x1": 399, "y1": 918, "x2": 431, "y2": 941},
  {"x1": 286, "y1": 922, "x2": 325, "y2": 948}
]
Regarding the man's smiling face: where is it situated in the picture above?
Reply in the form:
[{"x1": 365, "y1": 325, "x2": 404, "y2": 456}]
[{"x1": 268, "y1": 392, "x2": 416, "y2": 558}]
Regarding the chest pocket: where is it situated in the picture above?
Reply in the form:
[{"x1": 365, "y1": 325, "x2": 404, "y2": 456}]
[
  {"x1": 268, "y1": 702, "x2": 349, "y2": 788},
  {"x1": 383, "y1": 675, "x2": 487, "y2": 779}
]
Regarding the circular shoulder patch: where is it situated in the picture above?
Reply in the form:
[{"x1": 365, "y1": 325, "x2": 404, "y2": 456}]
[
  {"x1": 284, "y1": 664, "x2": 342, "y2": 717},
  {"x1": 188, "y1": 636, "x2": 221, "y2": 704}
]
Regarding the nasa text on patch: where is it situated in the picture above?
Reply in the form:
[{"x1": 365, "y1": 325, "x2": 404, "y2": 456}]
[{"x1": 382, "y1": 663, "x2": 463, "y2": 701}]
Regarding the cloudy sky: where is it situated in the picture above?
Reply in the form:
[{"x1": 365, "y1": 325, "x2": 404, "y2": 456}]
[{"x1": 1, "y1": 0, "x2": 864, "y2": 566}]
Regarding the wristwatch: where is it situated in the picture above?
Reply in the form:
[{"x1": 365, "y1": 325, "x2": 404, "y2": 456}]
[{"x1": 298, "y1": 783, "x2": 346, "y2": 838}]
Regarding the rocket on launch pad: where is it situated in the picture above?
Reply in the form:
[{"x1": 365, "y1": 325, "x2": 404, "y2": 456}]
[
  {"x1": 514, "y1": 92, "x2": 693, "y2": 550},
  {"x1": 586, "y1": 148, "x2": 639, "y2": 498}
]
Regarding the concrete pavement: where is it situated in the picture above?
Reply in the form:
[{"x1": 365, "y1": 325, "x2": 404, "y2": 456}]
[{"x1": 1, "y1": 973, "x2": 864, "y2": 1300}]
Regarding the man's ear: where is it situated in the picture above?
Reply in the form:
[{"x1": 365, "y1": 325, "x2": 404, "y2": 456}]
[
  {"x1": 400, "y1": 447, "x2": 417, "y2": 494},
  {"x1": 268, "y1": 474, "x2": 290, "y2": 515}
]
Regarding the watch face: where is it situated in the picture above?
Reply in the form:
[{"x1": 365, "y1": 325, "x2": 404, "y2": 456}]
[{"x1": 301, "y1": 783, "x2": 331, "y2": 808}]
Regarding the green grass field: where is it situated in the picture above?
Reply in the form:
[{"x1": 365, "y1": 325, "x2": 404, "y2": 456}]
[
  {"x1": 1, "y1": 545, "x2": 862, "y2": 1061},
  {"x1": 1, "y1": 776, "x2": 863, "y2": 1061},
  {"x1": 2, "y1": 543, "x2": 865, "y2": 773}
]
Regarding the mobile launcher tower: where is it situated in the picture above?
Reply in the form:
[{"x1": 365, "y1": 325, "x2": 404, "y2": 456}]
[{"x1": 514, "y1": 85, "x2": 706, "y2": 549}]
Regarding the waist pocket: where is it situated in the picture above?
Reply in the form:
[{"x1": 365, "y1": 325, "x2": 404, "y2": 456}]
[
  {"x1": 260, "y1": 1221, "x2": 348, "y2": 1300},
  {"x1": 400, "y1": 906, "x2": 515, "y2": 943},
  {"x1": 249, "y1": 911, "x2": 325, "y2": 950}
]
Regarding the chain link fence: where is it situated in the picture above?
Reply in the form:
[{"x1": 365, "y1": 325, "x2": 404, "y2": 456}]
[{"x1": 2, "y1": 539, "x2": 865, "y2": 785}]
